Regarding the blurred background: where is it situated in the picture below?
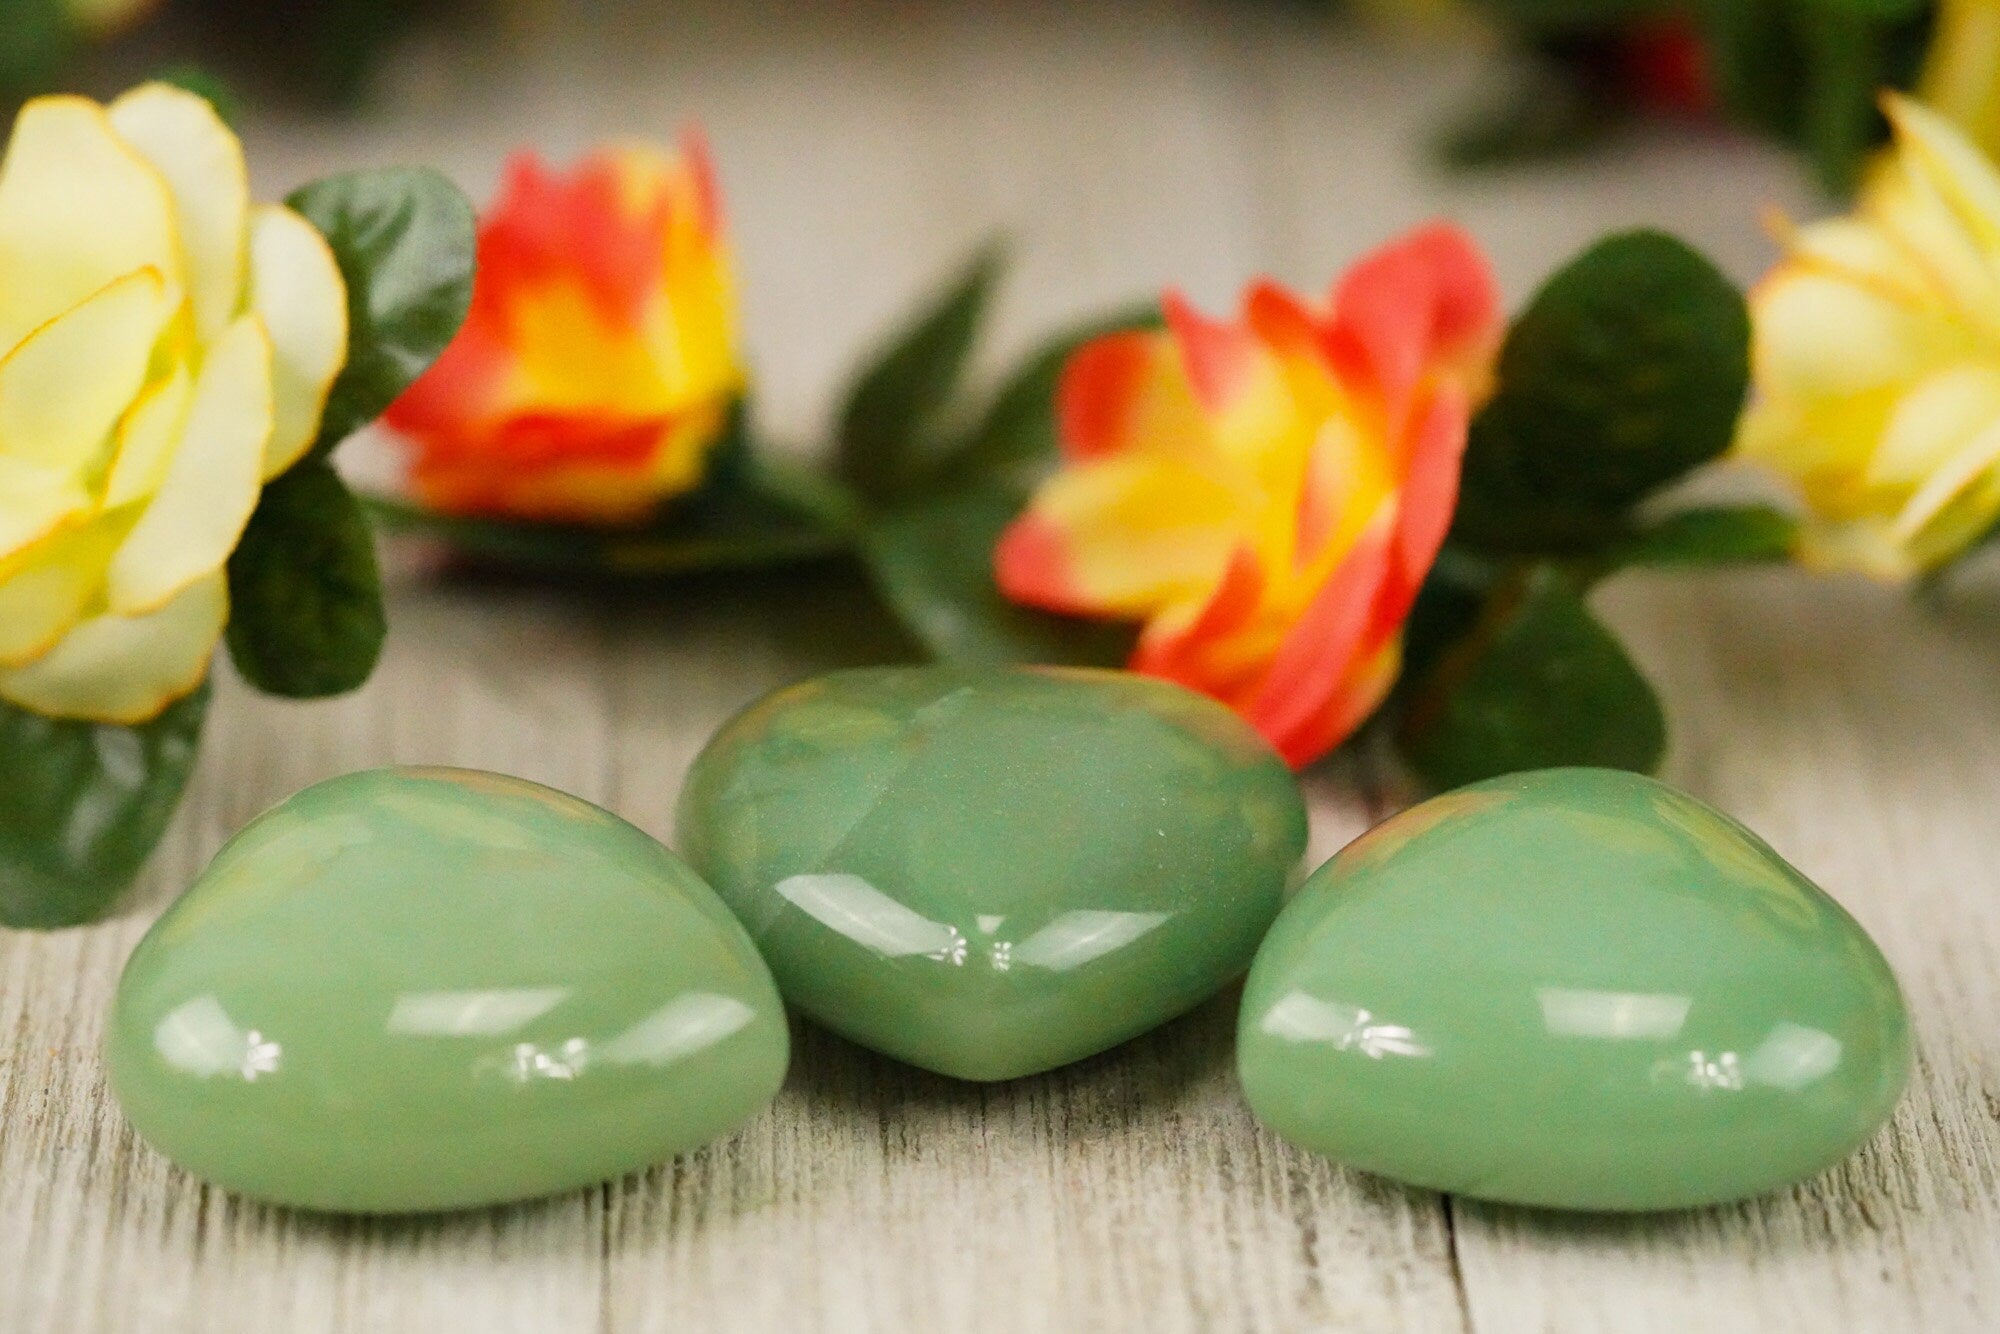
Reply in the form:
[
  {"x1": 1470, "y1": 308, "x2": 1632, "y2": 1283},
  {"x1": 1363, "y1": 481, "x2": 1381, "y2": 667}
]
[{"x1": 5, "y1": 0, "x2": 1819, "y2": 447}]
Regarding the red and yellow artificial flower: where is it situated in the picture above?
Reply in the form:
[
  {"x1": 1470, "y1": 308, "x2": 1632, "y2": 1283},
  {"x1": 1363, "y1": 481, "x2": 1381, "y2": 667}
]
[
  {"x1": 995, "y1": 224, "x2": 1501, "y2": 768},
  {"x1": 385, "y1": 135, "x2": 742, "y2": 524}
]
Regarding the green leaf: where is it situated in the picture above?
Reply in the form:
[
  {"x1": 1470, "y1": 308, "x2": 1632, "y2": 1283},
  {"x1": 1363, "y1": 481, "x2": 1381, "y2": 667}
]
[
  {"x1": 1400, "y1": 566, "x2": 1666, "y2": 790},
  {"x1": 1798, "y1": 11, "x2": 1891, "y2": 197},
  {"x1": 930, "y1": 301, "x2": 1163, "y2": 493},
  {"x1": 364, "y1": 437, "x2": 853, "y2": 580},
  {"x1": 285, "y1": 166, "x2": 477, "y2": 458},
  {"x1": 861, "y1": 486, "x2": 1135, "y2": 668},
  {"x1": 0, "y1": 685, "x2": 208, "y2": 928},
  {"x1": 1437, "y1": 57, "x2": 1616, "y2": 170},
  {"x1": 1400, "y1": 544, "x2": 1506, "y2": 690},
  {"x1": 1453, "y1": 230, "x2": 1751, "y2": 555},
  {"x1": 1697, "y1": 0, "x2": 1812, "y2": 141},
  {"x1": 0, "y1": 0, "x2": 74, "y2": 101},
  {"x1": 226, "y1": 460, "x2": 386, "y2": 699},
  {"x1": 1694, "y1": 0, "x2": 1928, "y2": 194},
  {"x1": 1609, "y1": 504, "x2": 1800, "y2": 568},
  {"x1": 836, "y1": 243, "x2": 1004, "y2": 506}
]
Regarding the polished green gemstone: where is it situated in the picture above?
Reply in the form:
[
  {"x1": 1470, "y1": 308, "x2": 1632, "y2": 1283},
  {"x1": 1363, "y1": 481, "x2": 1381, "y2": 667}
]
[
  {"x1": 1237, "y1": 768, "x2": 1911, "y2": 1211},
  {"x1": 107, "y1": 767, "x2": 789, "y2": 1214},
  {"x1": 677, "y1": 666, "x2": 1307, "y2": 1081}
]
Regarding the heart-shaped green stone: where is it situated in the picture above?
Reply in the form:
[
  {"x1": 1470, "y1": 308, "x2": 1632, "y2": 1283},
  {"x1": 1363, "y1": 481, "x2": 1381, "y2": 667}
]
[
  {"x1": 1237, "y1": 768, "x2": 1911, "y2": 1211},
  {"x1": 677, "y1": 667, "x2": 1307, "y2": 1081},
  {"x1": 107, "y1": 767, "x2": 789, "y2": 1214}
]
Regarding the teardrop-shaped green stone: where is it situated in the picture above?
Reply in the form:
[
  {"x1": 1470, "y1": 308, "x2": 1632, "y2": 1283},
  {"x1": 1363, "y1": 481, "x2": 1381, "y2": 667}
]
[
  {"x1": 107, "y1": 767, "x2": 789, "y2": 1214},
  {"x1": 1237, "y1": 768, "x2": 1911, "y2": 1211},
  {"x1": 677, "y1": 666, "x2": 1307, "y2": 1081}
]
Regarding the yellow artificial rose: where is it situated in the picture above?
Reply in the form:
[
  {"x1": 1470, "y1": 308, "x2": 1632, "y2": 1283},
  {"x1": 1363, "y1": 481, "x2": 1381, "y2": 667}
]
[
  {"x1": 0, "y1": 85, "x2": 348, "y2": 722},
  {"x1": 1736, "y1": 94, "x2": 2000, "y2": 578}
]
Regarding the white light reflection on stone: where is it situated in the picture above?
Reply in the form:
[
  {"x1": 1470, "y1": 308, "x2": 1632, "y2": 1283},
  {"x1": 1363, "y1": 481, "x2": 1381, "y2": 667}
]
[
  {"x1": 502, "y1": 1037, "x2": 591, "y2": 1082},
  {"x1": 1536, "y1": 987, "x2": 1692, "y2": 1040},
  {"x1": 774, "y1": 872, "x2": 967, "y2": 962},
  {"x1": 598, "y1": 993, "x2": 757, "y2": 1067},
  {"x1": 1651, "y1": 1023, "x2": 1842, "y2": 1093},
  {"x1": 1741, "y1": 1022, "x2": 1843, "y2": 1091},
  {"x1": 481, "y1": 993, "x2": 759, "y2": 1084},
  {"x1": 387, "y1": 987, "x2": 571, "y2": 1037},
  {"x1": 1010, "y1": 910, "x2": 1170, "y2": 972},
  {"x1": 1258, "y1": 991, "x2": 1432, "y2": 1059},
  {"x1": 154, "y1": 995, "x2": 283, "y2": 1082}
]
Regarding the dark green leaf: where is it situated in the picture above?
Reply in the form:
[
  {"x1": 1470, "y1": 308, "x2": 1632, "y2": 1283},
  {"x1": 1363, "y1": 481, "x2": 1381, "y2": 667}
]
[
  {"x1": 1610, "y1": 504, "x2": 1800, "y2": 568},
  {"x1": 1798, "y1": 12, "x2": 1891, "y2": 197},
  {"x1": 1437, "y1": 56, "x2": 1616, "y2": 170},
  {"x1": 1400, "y1": 566, "x2": 1665, "y2": 789},
  {"x1": 861, "y1": 487, "x2": 1135, "y2": 668},
  {"x1": 0, "y1": 0, "x2": 74, "y2": 100},
  {"x1": 184, "y1": 0, "x2": 420, "y2": 108},
  {"x1": 0, "y1": 685, "x2": 208, "y2": 928},
  {"x1": 226, "y1": 461, "x2": 386, "y2": 698},
  {"x1": 1453, "y1": 230, "x2": 1751, "y2": 555},
  {"x1": 1400, "y1": 544, "x2": 1506, "y2": 690},
  {"x1": 930, "y1": 301, "x2": 1163, "y2": 493},
  {"x1": 1694, "y1": 0, "x2": 1928, "y2": 194},
  {"x1": 286, "y1": 167, "x2": 476, "y2": 457},
  {"x1": 1696, "y1": 0, "x2": 1813, "y2": 139},
  {"x1": 836, "y1": 243, "x2": 1004, "y2": 506},
  {"x1": 364, "y1": 449, "x2": 853, "y2": 579}
]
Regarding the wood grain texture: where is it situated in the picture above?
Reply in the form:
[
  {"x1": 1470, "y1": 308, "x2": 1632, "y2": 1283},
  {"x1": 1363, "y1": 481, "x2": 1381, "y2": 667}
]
[{"x1": 2, "y1": 2, "x2": 1997, "y2": 1329}]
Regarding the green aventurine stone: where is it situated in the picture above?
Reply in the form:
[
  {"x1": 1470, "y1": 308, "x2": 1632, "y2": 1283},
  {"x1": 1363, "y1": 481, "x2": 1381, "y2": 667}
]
[
  {"x1": 677, "y1": 666, "x2": 1307, "y2": 1081},
  {"x1": 107, "y1": 767, "x2": 788, "y2": 1214},
  {"x1": 1238, "y1": 768, "x2": 1911, "y2": 1212}
]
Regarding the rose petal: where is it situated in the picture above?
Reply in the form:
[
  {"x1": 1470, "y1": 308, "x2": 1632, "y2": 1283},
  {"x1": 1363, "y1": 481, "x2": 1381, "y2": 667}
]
[
  {"x1": 1249, "y1": 507, "x2": 1398, "y2": 765},
  {"x1": 0, "y1": 517, "x2": 126, "y2": 667},
  {"x1": 1164, "y1": 290, "x2": 1295, "y2": 459},
  {"x1": 1867, "y1": 363, "x2": 2000, "y2": 489},
  {"x1": 0, "y1": 269, "x2": 171, "y2": 558},
  {"x1": 1884, "y1": 93, "x2": 2000, "y2": 255},
  {"x1": 247, "y1": 204, "x2": 348, "y2": 475},
  {"x1": 1325, "y1": 221, "x2": 1500, "y2": 416},
  {"x1": 0, "y1": 96, "x2": 179, "y2": 354},
  {"x1": 0, "y1": 267, "x2": 170, "y2": 476},
  {"x1": 107, "y1": 83, "x2": 249, "y2": 345},
  {"x1": 0, "y1": 459, "x2": 92, "y2": 566},
  {"x1": 0, "y1": 569, "x2": 225, "y2": 723},
  {"x1": 103, "y1": 365, "x2": 195, "y2": 509},
  {"x1": 106, "y1": 315, "x2": 274, "y2": 615},
  {"x1": 1056, "y1": 329, "x2": 1207, "y2": 462},
  {"x1": 1752, "y1": 267, "x2": 1958, "y2": 400},
  {"x1": 994, "y1": 454, "x2": 1242, "y2": 617}
]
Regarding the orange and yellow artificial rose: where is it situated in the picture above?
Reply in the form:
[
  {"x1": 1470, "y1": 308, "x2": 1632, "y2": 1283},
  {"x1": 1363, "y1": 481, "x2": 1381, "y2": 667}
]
[
  {"x1": 995, "y1": 224, "x2": 1501, "y2": 768},
  {"x1": 385, "y1": 135, "x2": 742, "y2": 524}
]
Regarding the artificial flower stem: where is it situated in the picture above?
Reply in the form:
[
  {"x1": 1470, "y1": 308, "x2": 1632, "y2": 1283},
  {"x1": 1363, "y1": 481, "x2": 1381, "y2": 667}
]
[{"x1": 1921, "y1": 0, "x2": 2000, "y2": 161}]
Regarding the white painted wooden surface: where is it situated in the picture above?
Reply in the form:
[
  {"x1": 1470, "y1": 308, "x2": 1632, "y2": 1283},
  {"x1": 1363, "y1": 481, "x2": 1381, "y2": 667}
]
[{"x1": 4, "y1": 2, "x2": 1998, "y2": 1329}]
